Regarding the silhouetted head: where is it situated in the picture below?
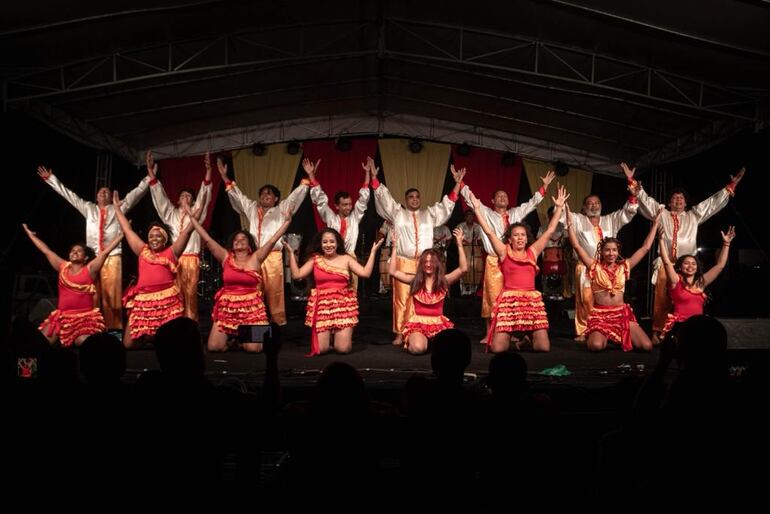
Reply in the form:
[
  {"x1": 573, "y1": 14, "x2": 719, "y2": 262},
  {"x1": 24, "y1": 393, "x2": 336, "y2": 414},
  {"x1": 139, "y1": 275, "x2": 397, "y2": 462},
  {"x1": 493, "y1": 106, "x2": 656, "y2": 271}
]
[
  {"x1": 79, "y1": 332, "x2": 126, "y2": 386},
  {"x1": 154, "y1": 317, "x2": 205, "y2": 377},
  {"x1": 431, "y1": 329, "x2": 471, "y2": 384}
]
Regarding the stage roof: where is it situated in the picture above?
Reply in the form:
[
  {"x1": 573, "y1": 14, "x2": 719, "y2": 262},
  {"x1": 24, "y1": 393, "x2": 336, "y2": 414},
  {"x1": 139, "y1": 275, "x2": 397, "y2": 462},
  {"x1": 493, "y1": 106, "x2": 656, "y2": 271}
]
[{"x1": 2, "y1": 0, "x2": 769, "y2": 174}]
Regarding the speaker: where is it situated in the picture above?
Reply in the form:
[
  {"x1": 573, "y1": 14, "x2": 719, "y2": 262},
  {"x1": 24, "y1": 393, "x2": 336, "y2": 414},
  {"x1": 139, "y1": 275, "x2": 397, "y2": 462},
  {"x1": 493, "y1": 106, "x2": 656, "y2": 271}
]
[
  {"x1": 717, "y1": 318, "x2": 770, "y2": 350},
  {"x1": 29, "y1": 298, "x2": 56, "y2": 324}
]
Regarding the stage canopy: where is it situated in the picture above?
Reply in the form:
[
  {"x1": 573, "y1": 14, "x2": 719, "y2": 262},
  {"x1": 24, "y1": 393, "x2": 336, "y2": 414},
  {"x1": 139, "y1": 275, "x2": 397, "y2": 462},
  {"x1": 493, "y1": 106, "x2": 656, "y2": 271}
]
[{"x1": 2, "y1": 0, "x2": 769, "y2": 174}]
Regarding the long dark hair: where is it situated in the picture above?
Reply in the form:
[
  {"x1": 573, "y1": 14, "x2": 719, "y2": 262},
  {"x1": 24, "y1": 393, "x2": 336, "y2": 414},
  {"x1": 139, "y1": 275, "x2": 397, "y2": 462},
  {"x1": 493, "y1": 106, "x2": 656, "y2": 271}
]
[
  {"x1": 674, "y1": 254, "x2": 706, "y2": 290},
  {"x1": 226, "y1": 230, "x2": 257, "y2": 253},
  {"x1": 595, "y1": 237, "x2": 625, "y2": 264},
  {"x1": 502, "y1": 222, "x2": 533, "y2": 246},
  {"x1": 308, "y1": 228, "x2": 347, "y2": 258},
  {"x1": 410, "y1": 249, "x2": 448, "y2": 296}
]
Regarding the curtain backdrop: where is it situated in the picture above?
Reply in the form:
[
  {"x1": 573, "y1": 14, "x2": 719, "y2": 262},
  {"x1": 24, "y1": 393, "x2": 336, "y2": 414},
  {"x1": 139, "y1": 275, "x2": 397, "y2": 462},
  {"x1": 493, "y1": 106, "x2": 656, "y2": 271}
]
[
  {"x1": 302, "y1": 138, "x2": 379, "y2": 229},
  {"x1": 232, "y1": 143, "x2": 303, "y2": 230},
  {"x1": 522, "y1": 158, "x2": 593, "y2": 224},
  {"x1": 377, "y1": 139, "x2": 451, "y2": 206},
  {"x1": 451, "y1": 145, "x2": 522, "y2": 211},
  {"x1": 156, "y1": 153, "x2": 224, "y2": 229}
]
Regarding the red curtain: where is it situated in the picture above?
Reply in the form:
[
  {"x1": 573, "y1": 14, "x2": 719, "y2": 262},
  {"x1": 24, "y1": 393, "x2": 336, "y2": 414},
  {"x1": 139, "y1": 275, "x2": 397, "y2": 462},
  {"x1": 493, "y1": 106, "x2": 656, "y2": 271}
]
[
  {"x1": 302, "y1": 138, "x2": 379, "y2": 229},
  {"x1": 157, "y1": 154, "x2": 224, "y2": 229},
  {"x1": 451, "y1": 145, "x2": 522, "y2": 211}
]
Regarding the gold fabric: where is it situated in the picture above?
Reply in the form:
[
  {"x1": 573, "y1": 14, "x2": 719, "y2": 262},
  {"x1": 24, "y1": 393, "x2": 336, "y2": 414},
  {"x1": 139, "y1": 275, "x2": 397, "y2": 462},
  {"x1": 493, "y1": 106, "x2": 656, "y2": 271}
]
[
  {"x1": 392, "y1": 256, "x2": 418, "y2": 333},
  {"x1": 176, "y1": 254, "x2": 200, "y2": 321},
  {"x1": 377, "y1": 139, "x2": 451, "y2": 206},
  {"x1": 522, "y1": 158, "x2": 593, "y2": 225},
  {"x1": 261, "y1": 251, "x2": 287, "y2": 325},
  {"x1": 574, "y1": 262, "x2": 593, "y2": 336},
  {"x1": 481, "y1": 254, "x2": 503, "y2": 318},
  {"x1": 652, "y1": 267, "x2": 672, "y2": 333},
  {"x1": 98, "y1": 255, "x2": 123, "y2": 330}
]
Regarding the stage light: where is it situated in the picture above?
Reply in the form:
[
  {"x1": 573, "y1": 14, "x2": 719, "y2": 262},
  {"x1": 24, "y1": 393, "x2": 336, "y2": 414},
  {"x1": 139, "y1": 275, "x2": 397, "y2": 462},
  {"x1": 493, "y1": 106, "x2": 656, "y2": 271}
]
[
  {"x1": 501, "y1": 152, "x2": 516, "y2": 167},
  {"x1": 251, "y1": 142, "x2": 266, "y2": 156},
  {"x1": 554, "y1": 161, "x2": 570, "y2": 176},
  {"x1": 457, "y1": 143, "x2": 471, "y2": 156},
  {"x1": 336, "y1": 136, "x2": 352, "y2": 152},
  {"x1": 408, "y1": 139, "x2": 422, "y2": 153},
  {"x1": 286, "y1": 141, "x2": 300, "y2": 155}
]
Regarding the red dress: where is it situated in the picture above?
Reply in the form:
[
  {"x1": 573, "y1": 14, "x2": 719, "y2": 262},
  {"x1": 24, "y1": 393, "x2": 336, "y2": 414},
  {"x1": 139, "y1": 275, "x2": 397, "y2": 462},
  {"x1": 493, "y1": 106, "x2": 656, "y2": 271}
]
[
  {"x1": 660, "y1": 278, "x2": 706, "y2": 338},
  {"x1": 212, "y1": 253, "x2": 268, "y2": 335},
  {"x1": 402, "y1": 288, "x2": 454, "y2": 344},
  {"x1": 304, "y1": 256, "x2": 358, "y2": 356},
  {"x1": 123, "y1": 246, "x2": 184, "y2": 339},
  {"x1": 584, "y1": 261, "x2": 637, "y2": 351},
  {"x1": 487, "y1": 248, "x2": 549, "y2": 347},
  {"x1": 40, "y1": 262, "x2": 105, "y2": 347}
]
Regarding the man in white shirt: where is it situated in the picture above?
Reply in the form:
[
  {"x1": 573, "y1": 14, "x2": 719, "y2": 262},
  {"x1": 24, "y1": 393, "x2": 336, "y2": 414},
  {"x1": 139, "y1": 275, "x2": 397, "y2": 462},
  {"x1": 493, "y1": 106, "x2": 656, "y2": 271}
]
[
  {"x1": 220, "y1": 158, "x2": 311, "y2": 325},
  {"x1": 37, "y1": 165, "x2": 150, "y2": 330},
  {"x1": 373, "y1": 164, "x2": 466, "y2": 346},
  {"x1": 625, "y1": 163, "x2": 744, "y2": 342},
  {"x1": 308, "y1": 156, "x2": 371, "y2": 291},
  {"x1": 146, "y1": 150, "x2": 212, "y2": 321}
]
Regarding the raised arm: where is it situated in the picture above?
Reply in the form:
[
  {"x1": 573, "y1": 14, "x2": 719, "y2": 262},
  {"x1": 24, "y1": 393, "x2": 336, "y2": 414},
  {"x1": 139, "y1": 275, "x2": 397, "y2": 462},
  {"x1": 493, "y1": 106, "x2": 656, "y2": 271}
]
[
  {"x1": 309, "y1": 180, "x2": 335, "y2": 224},
  {"x1": 184, "y1": 205, "x2": 228, "y2": 262},
  {"x1": 37, "y1": 166, "x2": 92, "y2": 217},
  {"x1": 529, "y1": 185, "x2": 569, "y2": 258},
  {"x1": 348, "y1": 238, "x2": 384, "y2": 278},
  {"x1": 284, "y1": 242, "x2": 314, "y2": 280},
  {"x1": 426, "y1": 165, "x2": 464, "y2": 226},
  {"x1": 444, "y1": 228, "x2": 468, "y2": 285},
  {"x1": 220, "y1": 156, "x2": 257, "y2": 215},
  {"x1": 254, "y1": 207, "x2": 292, "y2": 265},
  {"x1": 658, "y1": 234, "x2": 679, "y2": 287},
  {"x1": 566, "y1": 206, "x2": 595, "y2": 268},
  {"x1": 22, "y1": 224, "x2": 64, "y2": 270},
  {"x1": 120, "y1": 152, "x2": 151, "y2": 212},
  {"x1": 690, "y1": 169, "x2": 743, "y2": 224},
  {"x1": 627, "y1": 208, "x2": 663, "y2": 269},
  {"x1": 87, "y1": 233, "x2": 124, "y2": 280},
  {"x1": 112, "y1": 191, "x2": 144, "y2": 255},
  {"x1": 148, "y1": 153, "x2": 176, "y2": 223},
  {"x1": 170, "y1": 203, "x2": 204, "y2": 258},
  {"x1": 703, "y1": 226, "x2": 735, "y2": 286},
  {"x1": 471, "y1": 194, "x2": 507, "y2": 259},
  {"x1": 511, "y1": 171, "x2": 552, "y2": 221}
]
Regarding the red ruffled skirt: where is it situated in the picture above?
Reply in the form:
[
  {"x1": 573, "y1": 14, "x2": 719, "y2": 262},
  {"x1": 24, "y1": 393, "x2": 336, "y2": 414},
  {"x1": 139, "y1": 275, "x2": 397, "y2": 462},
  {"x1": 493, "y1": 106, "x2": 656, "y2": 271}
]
[
  {"x1": 212, "y1": 288, "x2": 268, "y2": 335},
  {"x1": 40, "y1": 307, "x2": 105, "y2": 347},
  {"x1": 403, "y1": 314, "x2": 454, "y2": 341},
  {"x1": 124, "y1": 284, "x2": 184, "y2": 339},
  {"x1": 659, "y1": 312, "x2": 688, "y2": 339},
  {"x1": 305, "y1": 287, "x2": 359, "y2": 333},
  {"x1": 584, "y1": 303, "x2": 637, "y2": 351},
  {"x1": 490, "y1": 289, "x2": 549, "y2": 333}
]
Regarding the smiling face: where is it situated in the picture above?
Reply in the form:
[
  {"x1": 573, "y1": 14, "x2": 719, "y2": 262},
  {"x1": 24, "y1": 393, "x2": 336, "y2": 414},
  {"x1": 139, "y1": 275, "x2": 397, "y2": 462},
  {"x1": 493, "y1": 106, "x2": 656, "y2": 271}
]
[
  {"x1": 509, "y1": 226, "x2": 528, "y2": 251},
  {"x1": 405, "y1": 190, "x2": 421, "y2": 211},
  {"x1": 147, "y1": 226, "x2": 167, "y2": 251},
  {"x1": 669, "y1": 192, "x2": 687, "y2": 213},
  {"x1": 321, "y1": 232, "x2": 338, "y2": 256},
  {"x1": 422, "y1": 252, "x2": 438, "y2": 275},
  {"x1": 492, "y1": 190, "x2": 509, "y2": 210},
  {"x1": 680, "y1": 256, "x2": 699, "y2": 277},
  {"x1": 68, "y1": 244, "x2": 88, "y2": 264},
  {"x1": 336, "y1": 196, "x2": 353, "y2": 217},
  {"x1": 259, "y1": 187, "x2": 278, "y2": 208},
  {"x1": 231, "y1": 232, "x2": 251, "y2": 253},
  {"x1": 177, "y1": 190, "x2": 193, "y2": 207},
  {"x1": 583, "y1": 195, "x2": 602, "y2": 217},
  {"x1": 96, "y1": 187, "x2": 111, "y2": 205},
  {"x1": 600, "y1": 241, "x2": 619, "y2": 264}
]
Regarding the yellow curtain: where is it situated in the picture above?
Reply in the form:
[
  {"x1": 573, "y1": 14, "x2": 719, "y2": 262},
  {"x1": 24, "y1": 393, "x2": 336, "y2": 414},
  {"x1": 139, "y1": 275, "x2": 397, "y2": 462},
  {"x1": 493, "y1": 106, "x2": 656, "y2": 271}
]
[
  {"x1": 377, "y1": 139, "x2": 451, "y2": 206},
  {"x1": 232, "y1": 143, "x2": 303, "y2": 229},
  {"x1": 523, "y1": 158, "x2": 593, "y2": 225}
]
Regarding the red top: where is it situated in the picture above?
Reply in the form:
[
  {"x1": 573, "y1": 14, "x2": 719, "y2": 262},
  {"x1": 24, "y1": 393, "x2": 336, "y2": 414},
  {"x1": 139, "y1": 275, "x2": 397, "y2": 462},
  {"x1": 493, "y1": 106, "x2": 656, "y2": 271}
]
[
  {"x1": 136, "y1": 246, "x2": 177, "y2": 293},
  {"x1": 500, "y1": 247, "x2": 539, "y2": 290},
  {"x1": 221, "y1": 253, "x2": 262, "y2": 294},
  {"x1": 412, "y1": 289, "x2": 447, "y2": 317},
  {"x1": 57, "y1": 263, "x2": 96, "y2": 311},
  {"x1": 313, "y1": 256, "x2": 350, "y2": 288},
  {"x1": 670, "y1": 278, "x2": 706, "y2": 319}
]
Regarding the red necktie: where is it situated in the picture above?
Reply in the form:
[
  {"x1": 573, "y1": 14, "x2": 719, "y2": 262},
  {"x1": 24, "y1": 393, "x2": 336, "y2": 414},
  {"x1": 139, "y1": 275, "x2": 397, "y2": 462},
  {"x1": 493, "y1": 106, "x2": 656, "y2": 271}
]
[
  {"x1": 503, "y1": 212, "x2": 510, "y2": 230},
  {"x1": 339, "y1": 216, "x2": 347, "y2": 240}
]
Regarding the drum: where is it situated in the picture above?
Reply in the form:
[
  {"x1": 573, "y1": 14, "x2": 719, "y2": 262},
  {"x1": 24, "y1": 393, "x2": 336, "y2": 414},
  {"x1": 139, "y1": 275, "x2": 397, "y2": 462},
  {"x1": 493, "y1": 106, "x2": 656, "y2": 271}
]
[
  {"x1": 433, "y1": 240, "x2": 448, "y2": 265},
  {"x1": 542, "y1": 246, "x2": 566, "y2": 275},
  {"x1": 461, "y1": 243, "x2": 484, "y2": 295},
  {"x1": 379, "y1": 245, "x2": 392, "y2": 293}
]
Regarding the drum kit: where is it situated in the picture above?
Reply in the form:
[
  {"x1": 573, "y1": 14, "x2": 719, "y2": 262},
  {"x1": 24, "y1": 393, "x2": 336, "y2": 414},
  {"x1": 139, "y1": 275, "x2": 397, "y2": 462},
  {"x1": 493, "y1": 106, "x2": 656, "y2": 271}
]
[
  {"x1": 460, "y1": 243, "x2": 484, "y2": 296},
  {"x1": 541, "y1": 245, "x2": 567, "y2": 300}
]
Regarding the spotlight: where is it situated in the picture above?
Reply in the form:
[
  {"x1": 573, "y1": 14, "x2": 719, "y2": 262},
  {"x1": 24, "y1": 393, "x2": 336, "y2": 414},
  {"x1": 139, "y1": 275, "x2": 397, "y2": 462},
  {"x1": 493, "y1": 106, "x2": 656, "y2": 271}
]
[
  {"x1": 554, "y1": 161, "x2": 570, "y2": 176},
  {"x1": 457, "y1": 143, "x2": 471, "y2": 156},
  {"x1": 501, "y1": 152, "x2": 516, "y2": 167},
  {"x1": 336, "y1": 136, "x2": 352, "y2": 152},
  {"x1": 251, "y1": 143, "x2": 266, "y2": 156},
  {"x1": 408, "y1": 139, "x2": 422, "y2": 153},
  {"x1": 286, "y1": 141, "x2": 300, "y2": 155}
]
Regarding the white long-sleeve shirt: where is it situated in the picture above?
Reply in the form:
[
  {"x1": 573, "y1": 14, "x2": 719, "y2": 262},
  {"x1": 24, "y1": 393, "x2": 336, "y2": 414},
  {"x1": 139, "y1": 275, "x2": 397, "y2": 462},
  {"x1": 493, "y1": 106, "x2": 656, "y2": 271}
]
[
  {"x1": 373, "y1": 181, "x2": 457, "y2": 260},
  {"x1": 636, "y1": 184, "x2": 733, "y2": 282},
  {"x1": 460, "y1": 184, "x2": 544, "y2": 254},
  {"x1": 226, "y1": 181, "x2": 308, "y2": 250},
  {"x1": 310, "y1": 182, "x2": 370, "y2": 254},
  {"x1": 44, "y1": 173, "x2": 150, "y2": 256},
  {"x1": 149, "y1": 179, "x2": 212, "y2": 255}
]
